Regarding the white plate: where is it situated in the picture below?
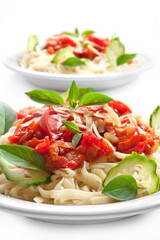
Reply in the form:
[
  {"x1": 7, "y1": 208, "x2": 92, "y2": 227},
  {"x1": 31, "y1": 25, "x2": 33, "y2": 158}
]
[
  {"x1": 0, "y1": 192, "x2": 160, "y2": 224},
  {"x1": 3, "y1": 53, "x2": 153, "y2": 91}
]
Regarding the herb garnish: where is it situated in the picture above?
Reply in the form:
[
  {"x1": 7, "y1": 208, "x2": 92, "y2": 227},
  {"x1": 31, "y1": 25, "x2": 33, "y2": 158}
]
[
  {"x1": 25, "y1": 89, "x2": 64, "y2": 106},
  {"x1": 26, "y1": 81, "x2": 113, "y2": 109},
  {"x1": 0, "y1": 101, "x2": 17, "y2": 136},
  {"x1": 102, "y1": 175, "x2": 138, "y2": 201}
]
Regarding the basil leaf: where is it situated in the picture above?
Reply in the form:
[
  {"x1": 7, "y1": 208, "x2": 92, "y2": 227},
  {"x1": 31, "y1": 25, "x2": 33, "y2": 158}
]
[
  {"x1": 0, "y1": 102, "x2": 17, "y2": 135},
  {"x1": 67, "y1": 80, "x2": 79, "y2": 110},
  {"x1": 61, "y1": 89, "x2": 69, "y2": 101},
  {"x1": 79, "y1": 87, "x2": 94, "y2": 98},
  {"x1": 75, "y1": 28, "x2": 79, "y2": 37},
  {"x1": 62, "y1": 57, "x2": 85, "y2": 68},
  {"x1": 117, "y1": 54, "x2": 136, "y2": 65},
  {"x1": 63, "y1": 32, "x2": 75, "y2": 37},
  {"x1": 62, "y1": 121, "x2": 81, "y2": 133},
  {"x1": 102, "y1": 175, "x2": 138, "y2": 201},
  {"x1": 79, "y1": 92, "x2": 113, "y2": 106},
  {"x1": 0, "y1": 145, "x2": 46, "y2": 171},
  {"x1": 81, "y1": 42, "x2": 88, "y2": 47},
  {"x1": 72, "y1": 132, "x2": 83, "y2": 148},
  {"x1": 25, "y1": 89, "x2": 64, "y2": 106},
  {"x1": 81, "y1": 30, "x2": 95, "y2": 36}
]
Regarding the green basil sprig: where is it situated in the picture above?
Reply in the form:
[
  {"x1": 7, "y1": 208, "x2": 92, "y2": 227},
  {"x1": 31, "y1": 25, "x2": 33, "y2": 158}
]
[
  {"x1": 62, "y1": 57, "x2": 85, "y2": 68},
  {"x1": 25, "y1": 81, "x2": 113, "y2": 110},
  {"x1": 25, "y1": 89, "x2": 64, "y2": 106},
  {"x1": 81, "y1": 30, "x2": 95, "y2": 36},
  {"x1": 72, "y1": 132, "x2": 83, "y2": 148},
  {"x1": 0, "y1": 102, "x2": 17, "y2": 136},
  {"x1": 102, "y1": 175, "x2": 138, "y2": 201},
  {"x1": 62, "y1": 121, "x2": 81, "y2": 133},
  {"x1": 62, "y1": 121, "x2": 83, "y2": 148},
  {"x1": 67, "y1": 80, "x2": 79, "y2": 110},
  {"x1": 79, "y1": 92, "x2": 113, "y2": 106},
  {"x1": 0, "y1": 145, "x2": 46, "y2": 171},
  {"x1": 117, "y1": 54, "x2": 137, "y2": 65}
]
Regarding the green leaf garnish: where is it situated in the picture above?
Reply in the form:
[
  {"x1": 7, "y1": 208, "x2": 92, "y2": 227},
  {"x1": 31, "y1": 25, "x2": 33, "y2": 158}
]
[
  {"x1": 81, "y1": 42, "x2": 89, "y2": 47},
  {"x1": 0, "y1": 102, "x2": 17, "y2": 136},
  {"x1": 25, "y1": 89, "x2": 64, "y2": 106},
  {"x1": 79, "y1": 87, "x2": 94, "y2": 98},
  {"x1": 72, "y1": 132, "x2": 83, "y2": 148},
  {"x1": 27, "y1": 34, "x2": 38, "y2": 52},
  {"x1": 63, "y1": 32, "x2": 75, "y2": 37},
  {"x1": 75, "y1": 28, "x2": 79, "y2": 37},
  {"x1": 117, "y1": 54, "x2": 136, "y2": 65},
  {"x1": 67, "y1": 80, "x2": 79, "y2": 110},
  {"x1": 81, "y1": 30, "x2": 95, "y2": 36},
  {"x1": 79, "y1": 92, "x2": 113, "y2": 106},
  {"x1": 62, "y1": 121, "x2": 81, "y2": 133},
  {"x1": 0, "y1": 145, "x2": 46, "y2": 171},
  {"x1": 62, "y1": 57, "x2": 86, "y2": 68},
  {"x1": 102, "y1": 175, "x2": 138, "y2": 201}
]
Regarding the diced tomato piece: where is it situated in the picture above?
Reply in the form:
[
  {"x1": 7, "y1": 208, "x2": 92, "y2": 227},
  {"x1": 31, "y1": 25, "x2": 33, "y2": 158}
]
[
  {"x1": 35, "y1": 136, "x2": 50, "y2": 154},
  {"x1": 99, "y1": 138, "x2": 113, "y2": 156},
  {"x1": 16, "y1": 112, "x2": 24, "y2": 119},
  {"x1": 63, "y1": 154, "x2": 85, "y2": 170},
  {"x1": 8, "y1": 135, "x2": 20, "y2": 143},
  {"x1": 87, "y1": 35, "x2": 110, "y2": 47},
  {"x1": 45, "y1": 156, "x2": 67, "y2": 171},
  {"x1": 123, "y1": 141, "x2": 147, "y2": 154},
  {"x1": 108, "y1": 100, "x2": 132, "y2": 115},
  {"x1": 47, "y1": 47, "x2": 54, "y2": 55},
  {"x1": 63, "y1": 130, "x2": 74, "y2": 142},
  {"x1": 128, "y1": 60, "x2": 133, "y2": 65},
  {"x1": 81, "y1": 131, "x2": 100, "y2": 150}
]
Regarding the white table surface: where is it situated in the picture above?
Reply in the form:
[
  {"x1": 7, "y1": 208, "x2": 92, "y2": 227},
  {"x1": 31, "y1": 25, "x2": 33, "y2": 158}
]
[{"x1": 0, "y1": 0, "x2": 160, "y2": 239}]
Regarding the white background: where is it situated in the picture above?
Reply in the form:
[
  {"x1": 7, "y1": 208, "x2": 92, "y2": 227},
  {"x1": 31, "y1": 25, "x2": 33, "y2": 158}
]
[{"x1": 0, "y1": 0, "x2": 160, "y2": 239}]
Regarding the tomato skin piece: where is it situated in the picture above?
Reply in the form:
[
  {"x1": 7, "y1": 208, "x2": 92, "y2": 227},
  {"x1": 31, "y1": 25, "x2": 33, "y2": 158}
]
[
  {"x1": 63, "y1": 154, "x2": 85, "y2": 170},
  {"x1": 87, "y1": 35, "x2": 110, "y2": 47},
  {"x1": 98, "y1": 138, "x2": 113, "y2": 156},
  {"x1": 81, "y1": 131, "x2": 100, "y2": 150},
  {"x1": 123, "y1": 141, "x2": 147, "y2": 154},
  {"x1": 108, "y1": 100, "x2": 132, "y2": 115},
  {"x1": 16, "y1": 112, "x2": 24, "y2": 119},
  {"x1": 117, "y1": 128, "x2": 140, "y2": 152},
  {"x1": 47, "y1": 47, "x2": 54, "y2": 55},
  {"x1": 63, "y1": 130, "x2": 74, "y2": 142},
  {"x1": 35, "y1": 136, "x2": 50, "y2": 155}
]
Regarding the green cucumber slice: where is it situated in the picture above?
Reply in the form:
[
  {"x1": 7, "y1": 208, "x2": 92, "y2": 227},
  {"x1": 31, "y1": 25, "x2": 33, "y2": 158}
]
[
  {"x1": 0, "y1": 156, "x2": 51, "y2": 187},
  {"x1": 51, "y1": 47, "x2": 74, "y2": 64},
  {"x1": 150, "y1": 105, "x2": 160, "y2": 137},
  {"x1": 103, "y1": 152, "x2": 159, "y2": 194},
  {"x1": 27, "y1": 34, "x2": 39, "y2": 52},
  {"x1": 106, "y1": 38, "x2": 125, "y2": 67},
  {"x1": 150, "y1": 105, "x2": 160, "y2": 129}
]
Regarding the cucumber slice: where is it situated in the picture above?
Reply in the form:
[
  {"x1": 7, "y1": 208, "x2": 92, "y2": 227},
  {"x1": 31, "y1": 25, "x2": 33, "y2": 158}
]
[
  {"x1": 103, "y1": 152, "x2": 159, "y2": 194},
  {"x1": 150, "y1": 105, "x2": 160, "y2": 129},
  {"x1": 106, "y1": 38, "x2": 125, "y2": 67},
  {"x1": 150, "y1": 105, "x2": 160, "y2": 137},
  {"x1": 51, "y1": 47, "x2": 74, "y2": 64},
  {"x1": 27, "y1": 34, "x2": 39, "y2": 52},
  {"x1": 0, "y1": 156, "x2": 51, "y2": 187}
]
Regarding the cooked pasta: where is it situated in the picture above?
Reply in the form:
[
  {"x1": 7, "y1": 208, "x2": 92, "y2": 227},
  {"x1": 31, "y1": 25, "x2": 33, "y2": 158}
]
[
  {"x1": 19, "y1": 31, "x2": 140, "y2": 74},
  {"x1": 0, "y1": 99, "x2": 159, "y2": 205}
]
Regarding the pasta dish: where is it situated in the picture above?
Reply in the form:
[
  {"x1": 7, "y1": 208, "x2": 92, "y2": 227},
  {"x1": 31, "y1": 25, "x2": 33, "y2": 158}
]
[
  {"x1": 0, "y1": 81, "x2": 159, "y2": 205},
  {"x1": 19, "y1": 29, "x2": 140, "y2": 75}
]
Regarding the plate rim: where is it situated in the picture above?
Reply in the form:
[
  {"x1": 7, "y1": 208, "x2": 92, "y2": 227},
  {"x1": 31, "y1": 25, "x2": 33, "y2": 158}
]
[
  {"x1": 2, "y1": 52, "x2": 154, "y2": 82},
  {"x1": 0, "y1": 191, "x2": 160, "y2": 217}
]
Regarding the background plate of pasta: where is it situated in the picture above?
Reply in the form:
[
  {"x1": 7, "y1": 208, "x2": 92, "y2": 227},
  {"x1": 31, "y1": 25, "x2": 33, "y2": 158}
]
[
  {"x1": 0, "y1": 81, "x2": 160, "y2": 224},
  {"x1": 3, "y1": 29, "x2": 152, "y2": 90}
]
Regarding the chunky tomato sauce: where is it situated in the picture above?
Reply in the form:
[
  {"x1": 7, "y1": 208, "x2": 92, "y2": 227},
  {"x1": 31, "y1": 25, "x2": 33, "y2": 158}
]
[
  {"x1": 45, "y1": 32, "x2": 110, "y2": 60},
  {"x1": 9, "y1": 102, "x2": 159, "y2": 172}
]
